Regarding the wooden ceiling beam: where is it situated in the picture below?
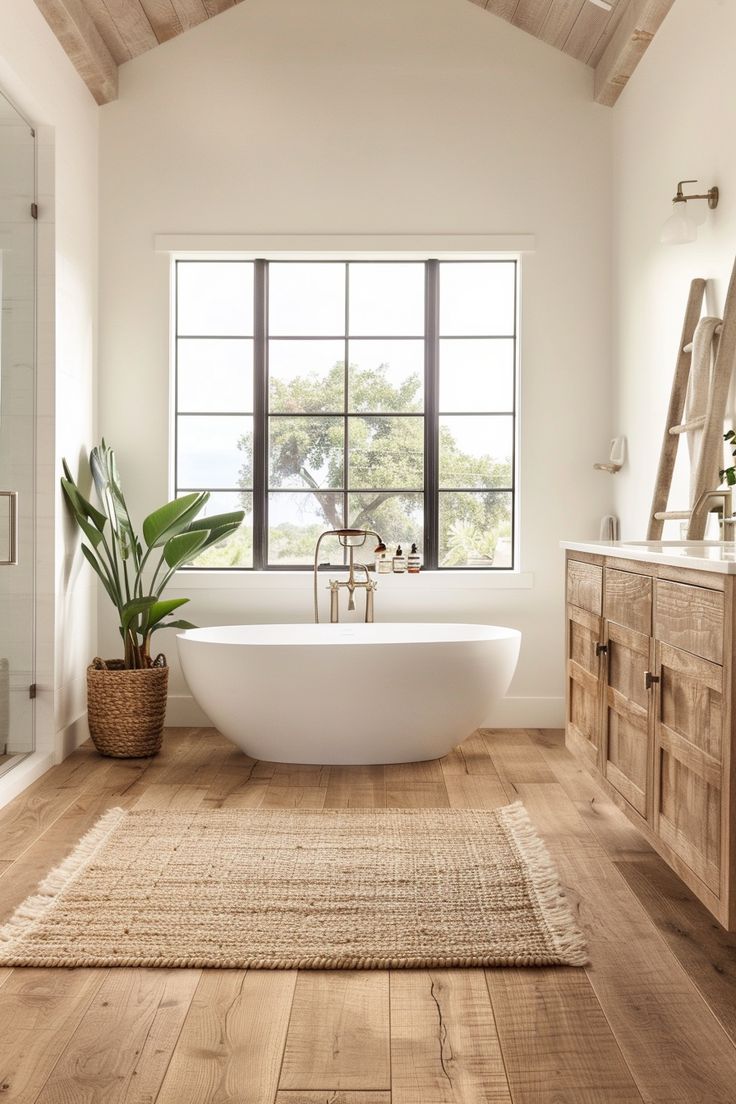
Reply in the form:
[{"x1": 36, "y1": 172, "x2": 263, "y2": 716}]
[
  {"x1": 35, "y1": 0, "x2": 118, "y2": 104},
  {"x1": 513, "y1": 0, "x2": 554, "y2": 38},
  {"x1": 83, "y1": 0, "x2": 131, "y2": 64},
  {"x1": 31, "y1": 0, "x2": 677, "y2": 111},
  {"x1": 594, "y1": 0, "x2": 675, "y2": 106},
  {"x1": 97, "y1": 0, "x2": 158, "y2": 57},
  {"x1": 563, "y1": 0, "x2": 613, "y2": 63},
  {"x1": 539, "y1": 0, "x2": 587, "y2": 51},
  {"x1": 170, "y1": 0, "x2": 210, "y2": 33},
  {"x1": 588, "y1": 1, "x2": 628, "y2": 67},
  {"x1": 202, "y1": 0, "x2": 239, "y2": 16},
  {"x1": 138, "y1": 0, "x2": 185, "y2": 44}
]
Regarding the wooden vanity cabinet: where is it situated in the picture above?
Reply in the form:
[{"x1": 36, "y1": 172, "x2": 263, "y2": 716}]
[{"x1": 565, "y1": 551, "x2": 736, "y2": 929}]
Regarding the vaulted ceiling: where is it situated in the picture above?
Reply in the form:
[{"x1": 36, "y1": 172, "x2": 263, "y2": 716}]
[{"x1": 35, "y1": 0, "x2": 675, "y2": 107}]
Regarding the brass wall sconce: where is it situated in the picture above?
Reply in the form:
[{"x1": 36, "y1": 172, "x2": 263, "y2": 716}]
[{"x1": 660, "y1": 180, "x2": 720, "y2": 244}]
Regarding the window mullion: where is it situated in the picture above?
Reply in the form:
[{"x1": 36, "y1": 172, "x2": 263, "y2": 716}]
[
  {"x1": 253, "y1": 259, "x2": 268, "y2": 569},
  {"x1": 424, "y1": 259, "x2": 440, "y2": 570}
]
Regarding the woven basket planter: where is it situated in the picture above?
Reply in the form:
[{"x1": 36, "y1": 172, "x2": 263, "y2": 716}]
[{"x1": 87, "y1": 657, "x2": 168, "y2": 758}]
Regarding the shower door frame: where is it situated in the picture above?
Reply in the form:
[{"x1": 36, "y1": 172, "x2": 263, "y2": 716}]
[{"x1": 0, "y1": 87, "x2": 40, "y2": 793}]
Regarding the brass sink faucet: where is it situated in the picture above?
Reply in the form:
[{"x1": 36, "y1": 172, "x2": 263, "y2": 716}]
[{"x1": 690, "y1": 488, "x2": 736, "y2": 540}]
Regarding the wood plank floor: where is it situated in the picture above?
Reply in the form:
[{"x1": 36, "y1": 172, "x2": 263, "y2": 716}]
[{"x1": 1, "y1": 727, "x2": 736, "y2": 1102}]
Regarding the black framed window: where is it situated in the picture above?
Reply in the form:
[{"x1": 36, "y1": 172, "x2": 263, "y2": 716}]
[{"x1": 174, "y1": 258, "x2": 517, "y2": 570}]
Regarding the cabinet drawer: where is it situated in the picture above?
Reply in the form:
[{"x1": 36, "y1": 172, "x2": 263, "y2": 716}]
[
  {"x1": 604, "y1": 568, "x2": 652, "y2": 635},
  {"x1": 654, "y1": 579, "x2": 724, "y2": 664},
  {"x1": 567, "y1": 559, "x2": 603, "y2": 615}
]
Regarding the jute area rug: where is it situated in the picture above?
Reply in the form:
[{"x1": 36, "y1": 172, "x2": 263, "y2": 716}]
[{"x1": 0, "y1": 802, "x2": 587, "y2": 969}]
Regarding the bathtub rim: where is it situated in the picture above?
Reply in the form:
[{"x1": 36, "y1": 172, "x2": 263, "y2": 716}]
[{"x1": 177, "y1": 622, "x2": 521, "y2": 649}]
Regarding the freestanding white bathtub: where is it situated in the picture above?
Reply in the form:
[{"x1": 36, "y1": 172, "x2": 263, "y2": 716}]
[{"x1": 177, "y1": 622, "x2": 520, "y2": 765}]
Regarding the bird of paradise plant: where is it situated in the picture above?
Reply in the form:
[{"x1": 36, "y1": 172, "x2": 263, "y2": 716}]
[{"x1": 61, "y1": 440, "x2": 244, "y2": 669}]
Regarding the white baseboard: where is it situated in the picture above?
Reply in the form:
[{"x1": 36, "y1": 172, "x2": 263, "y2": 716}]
[
  {"x1": 166, "y1": 693, "x2": 211, "y2": 728},
  {"x1": 167, "y1": 693, "x2": 565, "y2": 732},
  {"x1": 56, "y1": 711, "x2": 90, "y2": 760},
  {"x1": 484, "y1": 696, "x2": 565, "y2": 728},
  {"x1": 0, "y1": 749, "x2": 55, "y2": 811}
]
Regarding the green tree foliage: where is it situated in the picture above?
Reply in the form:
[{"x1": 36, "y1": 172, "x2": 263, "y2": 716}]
[{"x1": 220, "y1": 358, "x2": 513, "y2": 567}]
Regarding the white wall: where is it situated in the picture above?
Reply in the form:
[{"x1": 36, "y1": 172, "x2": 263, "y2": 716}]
[
  {"x1": 0, "y1": 0, "x2": 98, "y2": 800},
  {"x1": 97, "y1": 0, "x2": 613, "y2": 727},
  {"x1": 612, "y1": 0, "x2": 736, "y2": 538}
]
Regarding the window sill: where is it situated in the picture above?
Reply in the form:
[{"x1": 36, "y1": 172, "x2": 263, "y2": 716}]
[{"x1": 172, "y1": 569, "x2": 533, "y2": 591}]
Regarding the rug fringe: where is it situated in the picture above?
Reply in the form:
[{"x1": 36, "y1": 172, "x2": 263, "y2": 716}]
[
  {"x1": 0, "y1": 806, "x2": 127, "y2": 953},
  {"x1": 499, "y1": 800, "x2": 588, "y2": 966}
]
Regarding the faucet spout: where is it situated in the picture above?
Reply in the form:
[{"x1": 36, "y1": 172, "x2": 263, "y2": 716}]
[
  {"x1": 690, "y1": 488, "x2": 735, "y2": 540},
  {"x1": 313, "y1": 528, "x2": 382, "y2": 623}
]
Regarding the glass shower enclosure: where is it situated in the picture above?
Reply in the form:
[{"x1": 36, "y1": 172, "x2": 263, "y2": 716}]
[{"x1": 0, "y1": 91, "x2": 36, "y2": 776}]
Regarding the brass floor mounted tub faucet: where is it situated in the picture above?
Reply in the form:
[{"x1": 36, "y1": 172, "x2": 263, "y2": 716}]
[{"x1": 312, "y1": 528, "x2": 382, "y2": 623}]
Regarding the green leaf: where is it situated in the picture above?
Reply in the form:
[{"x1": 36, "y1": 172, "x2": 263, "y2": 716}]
[
  {"x1": 180, "y1": 512, "x2": 244, "y2": 559},
  {"x1": 163, "y1": 530, "x2": 210, "y2": 570},
  {"x1": 196, "y1": 522, "x2": 241, "y2": 554},
  {"x1": 142, "y1": 493, "x2": 209, "y2": 548},
  {"x1": 89, "y1": 441, "x2": 135, "y2": 559},
  {"x1": 145, "y1": 597, "x2": 190, "y2": 630},
  {"x1": 185, "y1": 510, "x2": 244, "y2": 534},
  {"x1": 60, "y1": 477, "x2": 107, "y2": 532},
  {"x1": 80, "y1": 543, "x2": 116, "y2": 603},
  {"x1": 120, "y1": 596, "x2": 157, "y2": 632},
  {"x1": 77, "y1": 515, "x2": 104, "y2": 549},
  {"x1": 150, "y1": 619, "x2": 197, "y2": 634}
]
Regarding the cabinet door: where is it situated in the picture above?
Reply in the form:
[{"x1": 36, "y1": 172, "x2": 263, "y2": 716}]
[
  {"x1": 566, "y1": 604, "x2": 604, "y2": 767},
  {"x1": 653, "y1": 641, "x2": 723, "y2": 895},
  {"x1": 603, "y1": 621, "x2": 653, "y2": 821}
]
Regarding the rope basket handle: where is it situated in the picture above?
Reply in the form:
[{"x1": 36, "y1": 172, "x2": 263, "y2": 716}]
[{"x1": 91, "y1": 656, "x2": 167, "y2": 671}]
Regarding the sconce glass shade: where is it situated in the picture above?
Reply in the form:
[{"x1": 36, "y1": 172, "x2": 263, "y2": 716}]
[{"x1": 660, "y1": 201, "x2": 698, "y2": 244}]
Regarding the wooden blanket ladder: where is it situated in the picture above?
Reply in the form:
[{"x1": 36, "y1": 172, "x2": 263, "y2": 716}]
[{"x1": 648, "y1": 262, "x2": 736, "y2": 540}]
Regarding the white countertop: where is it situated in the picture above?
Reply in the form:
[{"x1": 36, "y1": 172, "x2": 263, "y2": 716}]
[{"x1": 561, "y1": 539, "x2": 736, "y2": 574}]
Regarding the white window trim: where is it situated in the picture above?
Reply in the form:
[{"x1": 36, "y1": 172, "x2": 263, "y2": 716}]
[
  {"x1": 162, "y1": 233, "x2": 533, "y2": 585},
  {"x1": 155, "y1": 232, "x2": 536, "y2": 257}
]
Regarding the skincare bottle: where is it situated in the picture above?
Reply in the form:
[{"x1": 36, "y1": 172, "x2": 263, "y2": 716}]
[
  {"x1": 374, "y1": 540, "x2": 390, "y2": 574},
  {"x1": 393, "y1": 544, "x2": 407, "y2": 573},
  {"x1": 407, "y1": 543, "x2": 421, "y2": 574}
]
